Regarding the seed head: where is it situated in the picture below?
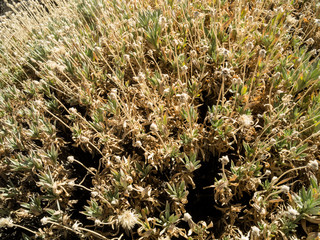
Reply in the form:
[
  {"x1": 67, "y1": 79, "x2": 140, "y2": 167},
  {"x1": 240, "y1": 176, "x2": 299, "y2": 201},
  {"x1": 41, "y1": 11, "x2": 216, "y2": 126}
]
[
  {"x1": 219, "y1": 155, "x2": 229, "y2": 165},
  {"x1": 67, "y1": 156, "x2": 75, "y2": 163},
  {"x1": 135, "y1": 140, "x2": 142, "y2": 148},
  {"x1": 150, "y1": 122, "x2": 158, "y2": 132},
  {"x1": 181, "y1": 65, "x2": 188, "y2": 74},
  {"x1": 246, "y1": 41, "x2": 254, "y2": 51},
  {"x1": 239, "y1": 114, "x2": 253, "y2": 127},
  {"x1": 265, "y1": 170, "x2": 271, "y2": 176},
  {"x1": 307, "y1": 160, "x2": 319, "y2": 171},
  {"x1": 40, "y1": 217, "x2": 49, "y2": 225},
  {"x1": 183, "y1": 213, "x2": 192, "y2": 222},
  {"x1": 251, "y1": 226, "x2": 260, "y2": 237},
  {"x1": 0, "y1": 217, "x2": 14, "y2": 228},
  {"x1": 118, "y1": 209, "x2": 139, "y2": 231},
  {"x1": 286, "y1": 206, "x2": 299, "y2": 220},
  {"x1": 259, "y1": 49, "x2": 266, "y2": 58},
  {"x1": 280, "y1": 185, "x2": 290, "y2": 194}
]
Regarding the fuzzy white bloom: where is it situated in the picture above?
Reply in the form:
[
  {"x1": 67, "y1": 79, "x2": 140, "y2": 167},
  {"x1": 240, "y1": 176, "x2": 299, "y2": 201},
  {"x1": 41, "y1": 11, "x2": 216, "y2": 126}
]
[
  {"x1": 0, "y1": 217, "x2": 14, "y2": 228},
  {"x1": 40, "y1": 217, "x2": 49, "y2": 225},
  {"x1": 46, "y1": 60, "x2": 58, "y2": 69},
  {"x1": 95, "y1": 219, "x2": 103, "y2": 226},
  {"x1": 219, "y1": 155, "x2": 229, "y2": 165},
  {"x1": 177, "y1": 93, "x2": 189, "y2": 103},
  {"x1": 183, "y1": 213, "x2": 192, "y2": 222},
  {"x1": 246, "y1": 41, "x2": 254, "y2": 51},
  {"x1": 251, "y1": 226, "x2": 260, "y2": 237},
  {"x1": 118, "y1": 209, "x2": 139, "y2": 230},
  {"x1": 218, "y1": 48, "x2": 231, "y2": 58},
  {"x1": 163, "y1": 88, "x2": 170, "y2": 95},
  {"x1": 282, "y1": 94, "x2": 293, "y2": 104},
  {"x1": 265, "y1": 170, "x2": 271, "y2": 176},
  {"x1": 271, "y1": 176, "x2": 278, "y2": 183},
  {"x1": 67, "y1": 179, "x2": 76, "y2": 187},
  {"x1": 286, "y1": 206, "x2": 300, "y2": 220},
  {"x1": 280, "y1": 185, "x2": 290, "y2": 194},
  {"x1": 69, "y1": 107, "x2": 77, "y2": 114},
  {"x1": 286, "y1": 15, "x2": 298, "y2": 26},
  {"x1": 109, "y1": 88, "x2": 117, "y2": 100},
  {"x1": 150, "y1": 122, "x2": 158, "y2": 132},
  {"x1": 135, "y1": 140, "x2": 142, "y2": 148},
  {"x1": 138, "y1": 72, "x2": 146, "y2": 81},
  {"x1": 307, "y1": 160, "x2": 319, "y2": 171},
  {"x1": 259, "y1": 49, "x2": 266, "y2": 58},
  {"x1": 67, "y1": 156, "x2": 75, "y2": 163},
  {"x1": 181, "y1": 65, "x2": 188, "y2": 74},
  {"x1": 34, "y1": 99, "x2": 43, "y2": 107},
  {"x1": 239, "y1": 114, "x2": 253, "y2": 127},
  {"x1": 123, "y1": 54, "x2": 130, "y2": 61},
  {"x1": 91, "y1": 191, "x2": 99, "y2": 197}
]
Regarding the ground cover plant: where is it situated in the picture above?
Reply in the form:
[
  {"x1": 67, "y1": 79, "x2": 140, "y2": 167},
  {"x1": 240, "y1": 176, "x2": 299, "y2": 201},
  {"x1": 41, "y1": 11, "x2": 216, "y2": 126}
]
[{"x1": 0, "y1": 0, "x2": 320, "y2": 239}]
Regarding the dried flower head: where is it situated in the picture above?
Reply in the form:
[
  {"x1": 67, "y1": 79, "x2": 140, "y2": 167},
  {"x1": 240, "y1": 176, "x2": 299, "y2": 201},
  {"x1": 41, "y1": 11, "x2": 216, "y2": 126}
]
[
  {"x1": 135, "y1": 140, "x2": 142, "y2": 148},
  {"x1": 67, "y1": 155, "x2": 75, "y2": 163},
  {"x1": 150, "y1": 122, "x2": 158, "y2": 132},
  {"x1": 307, "y1": 160, "x2": 319, "y2": 171},
  {"x1": 251, "y1": 226, "x2": 260, "y2": 237},
  {"x1": 118, "y1": 209, "x2": 139, "y2": 231},
  {"x1": 239, "y1": 114, "x2": 253, "y2": 127},
  {"x1": 246, "y1": 41, "x2": 254, "y2": 51},
  {"x1": 0, "y1": 217, "x2": 14, "y2": 228},
  {"x1": 265, "y1": 170, "x2": 271, "y2": 176},
  {"x1": 285, "y1": 206, "x2": 300, "y2": 220},
  {"x1": 181, "y1": 65, "x2": 188, "y2": 74},
  {"x1": 219, "y1": 155, "x2": 229, "y2": 165},
  {"x1": 259, "y1": 49, "x2": 266, "y2": 58},
  {"x1": 280, "y1": 185, "x2": 290, "y2": 194},
  {"x1": 177, "y1": 93, "x2": 189, "y2": 103},
  {"x1": 40, "y1": 217, "x2": 49, "y2": 225}
]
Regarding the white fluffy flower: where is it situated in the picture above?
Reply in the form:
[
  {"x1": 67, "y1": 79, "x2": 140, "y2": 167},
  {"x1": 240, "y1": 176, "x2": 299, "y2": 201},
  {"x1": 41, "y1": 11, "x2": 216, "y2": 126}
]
[
  {"x1": 251, "y1": 226, "x2": 260, "y2": 237},
  {"x1": 0, "y1": 217, "x2": 14, "y2": 228},
  {"x1": 118, "y1": 209, "x2": 139, "y2": 230},
  {"x1": 286, "y1": 206, "x2": 300, "y2": 220},
  {"x1": 307, "y1": 160, "x2": 319, "y2": 171},
  {"x1": 239, "y1": 114, "x2": 253, "y2": 127},
  {"x1": 150, "y1": 122, "x2": 158, "y2": 132},
  {"x1": 67, "y1": 156, "x2": 75, "y2": 163},
  {"x1": 219, "y1": 155, "x2": 230, "y2": 165},
  {"x1": 40, "y1": 217, "x2": 49, "y2": 225},
  {"x1": 280, "y1": 185, "x2": 290, "y2": 194},
  {"x1": 259, "y1": 49, "x2": 266, "y2": 58}
]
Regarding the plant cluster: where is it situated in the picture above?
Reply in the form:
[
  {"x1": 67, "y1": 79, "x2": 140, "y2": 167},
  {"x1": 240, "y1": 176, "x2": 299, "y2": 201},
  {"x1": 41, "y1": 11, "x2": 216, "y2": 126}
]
[{"x1": 0, "y1": 0, "x2": 320, "y2": 239}]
